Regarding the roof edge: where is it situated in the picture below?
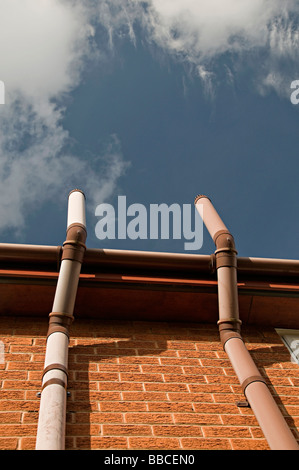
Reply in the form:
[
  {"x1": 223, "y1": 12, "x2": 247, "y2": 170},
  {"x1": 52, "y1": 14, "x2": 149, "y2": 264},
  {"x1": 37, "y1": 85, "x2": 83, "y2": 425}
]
[{"x1": 0, "y1": 243, "x2": 299, "y2": 279}]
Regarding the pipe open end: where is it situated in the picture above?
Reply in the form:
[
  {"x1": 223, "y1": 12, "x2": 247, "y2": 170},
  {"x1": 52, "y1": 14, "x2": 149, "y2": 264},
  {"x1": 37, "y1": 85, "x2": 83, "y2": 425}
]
[
  {"x1": 194, "y1": 194, "x2": 211, "y2": 205},
  {"x1": 69, "y1": 189, "x2": 86, "y2": 199}
]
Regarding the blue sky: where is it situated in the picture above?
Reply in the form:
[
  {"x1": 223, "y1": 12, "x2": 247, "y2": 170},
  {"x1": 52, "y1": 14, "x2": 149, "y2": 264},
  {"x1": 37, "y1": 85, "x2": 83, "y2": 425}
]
[{"x1": 0, "y1": 1, "x2": 299, "y2": 259}]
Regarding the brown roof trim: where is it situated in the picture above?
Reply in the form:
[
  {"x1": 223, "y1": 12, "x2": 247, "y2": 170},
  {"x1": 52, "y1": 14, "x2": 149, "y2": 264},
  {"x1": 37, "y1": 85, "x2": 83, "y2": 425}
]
[
  {"x1": 1, "y1": 243, "x2": 299, "y2": 279},
  {"x1": 0, "y1": 243, "x2": 299, "y2": 328}
]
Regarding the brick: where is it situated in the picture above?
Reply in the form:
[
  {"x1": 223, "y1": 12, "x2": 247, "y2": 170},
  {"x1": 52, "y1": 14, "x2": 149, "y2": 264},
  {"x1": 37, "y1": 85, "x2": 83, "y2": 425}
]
[
  {"x1": 274, "y1": 395, "x2": 299, "y2": 406},
  {"x1": 166, "y1": 341, "x2": 196, "y2": 350},
  {"x1": 0, "y1": 390, "x2": 25, "y2": 400},
  {"x1": 168, "y1": 392, "x2": 213, "y2": 403},
  {"x1": 231, "y1": 438, "x2": 269, "y2": 450},
  {"x1": 125, "y1": 412, "x2": 174, "y2": 424},
  {"x1": 221, "y1": 414, "x2": 259, "y2": 426},
  {"x1": 3, "y1": 380, "x2": 40, "y2": 390},
  {"x1": 97, "y1": 364, "x2": 141, "y2": 373},
  {"x1": 0, "y1": 400, "x2": 39, "y2": 412},
  {"x1": 129, "y1": 437, "x2": 180, "y2": 449},
  {"x1": 193, "y1": 403, "x2": 237, "y2": 414},
  {"x1": 76, "y1": 372, "x2": 119, "y2": 382},
  {"x1": 163, "y1": 374, "x2": 207, "y2": 384},
  {"x1": 203, "y1": 426, "x2": 252, "y2": 438},
  {"x1": 102, "y1": 424, "x2": 152, "y2": 436},
  {"x1": 0, "y1": 424, "x2": 37, "y2": 437},
  {"x1": 271, "y1": 385, "x2": 299, "y2": 396},
  {"x1": 188, "y1": 383, "x2": 231, "y2": 393},
  {"x1": 141, "y1": 364, "x2": 183, "y2": 374},
  {"x1": 153, "y1": 425, "x2": 203, "y2": 437},
  {"x1": 0, "y1": 412, "x2": 22, "y2": 423},
  {"x1": 0, "y1": 438, "x2": 18, "y2": 450},
  {"x1": 66, "y1": 423, "x2": 101, "y2": 436},
  {"x1": 122, "y1": 391, "x2": 167, "y2": 402},
  {"x1": 4, "y1": 354, "x2": 32, "y2": 363},
  {"x1": 120, "y1": 373, "x2": 164, "y2": 383},
  {"x1": 100, "y1": 401, "x2": 147, "y2": 412},
  {"x1": 118, "y1": 356, "x2": 159, "y2": 364},
  {"x1": 75, "y1": 412, "x2": 124, "y2": 424},
  {"x1": 174, "y1": 413, "x2": 222, "y2": 425},
  {"x1": 98, "y1": 381, "x2": 144, "y2": 391},
  {"x1": 148, "y1": 402, "x2": 193, "y2": 413},
  {"x1": 137, "y1": 348, "x2": 177, "y2": 357},
  {"x1": 145, "y1": 382, "x2": 188, "y2": 392},
  {"x1": 160, "y1": 357, "x2": 200, "y2": 365},
  {"x1": 76, "y1": 391, "x2": 121, "y2": 401},
  {"x1": 0, "y1": 371, "x2": 27, "y2": 380},
  {"x1": 0, "y1": 317, "x2": 298, "y2": 451},
  {"x1": 213, "y1": 393, "x2": 243, "y2": 404},
  {"x1": 181, "y1": 437, "x2": 231, "y2": 450},
  {"x1": 183, "y1": 366, "x2": 227, "y2": 376},
  {"x1": 250, "y1": 427, "x2": 265, "y2": 438},
  {"x1": 76, "y1": 436, "x2": 128, "y2": 449},
  {"x1": 23, "y1": 411, "x2": 39, "y2": 423},
  {"x1": 178, "y1": 350, "x2": 217, "y2": 359}
]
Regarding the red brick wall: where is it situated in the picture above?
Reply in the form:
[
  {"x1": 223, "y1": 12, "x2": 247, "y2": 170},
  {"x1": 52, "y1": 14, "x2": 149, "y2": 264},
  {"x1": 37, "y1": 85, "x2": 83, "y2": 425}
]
[{"x1": 0, "y1": 316, "x2": 298, "y2": 450}]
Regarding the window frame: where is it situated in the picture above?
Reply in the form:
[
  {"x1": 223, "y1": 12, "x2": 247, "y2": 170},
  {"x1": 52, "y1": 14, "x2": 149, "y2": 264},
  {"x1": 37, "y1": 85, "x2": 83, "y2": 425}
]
[{"x1": 276, "y1": 328, "x2": 299, "y2": 365}]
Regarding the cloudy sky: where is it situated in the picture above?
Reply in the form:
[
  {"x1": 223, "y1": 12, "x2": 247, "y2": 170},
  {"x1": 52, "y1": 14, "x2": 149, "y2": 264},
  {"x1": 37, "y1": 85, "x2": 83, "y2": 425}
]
[{"x1": 0, "y1": 0, "x2": 299, "y2": 259}]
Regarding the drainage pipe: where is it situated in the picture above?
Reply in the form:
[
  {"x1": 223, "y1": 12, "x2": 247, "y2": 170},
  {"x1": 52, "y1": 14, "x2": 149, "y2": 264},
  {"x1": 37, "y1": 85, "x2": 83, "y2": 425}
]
[
  {"x1": 35, "y1": 189, "x2": 87, "y2": 450},
  {"x1": 195, "y1": 195, "x2": 299, "y2": 450}
]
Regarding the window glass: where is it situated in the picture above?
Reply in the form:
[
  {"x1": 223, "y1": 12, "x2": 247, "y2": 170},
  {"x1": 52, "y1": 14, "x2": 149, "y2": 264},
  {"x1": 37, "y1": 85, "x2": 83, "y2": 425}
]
[{"x1": 276, "y1": 329, "x2": 299, "y2": 365}]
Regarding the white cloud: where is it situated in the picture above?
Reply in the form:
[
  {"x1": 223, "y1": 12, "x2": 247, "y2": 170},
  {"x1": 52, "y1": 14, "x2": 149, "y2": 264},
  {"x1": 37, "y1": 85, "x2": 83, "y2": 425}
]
[
  {"x1": 92, "y1": 0, "x2": 299, "y2": 96},
  {"x1": 0, "y1": 0, "x2": 298, "y2": 233},
  {"x1": 0, "y1": 98, "x2": 127, "y2": 231},
  {"x1": 0, "y1": 0, "x2": 92, "y2": 100},
  {"x1": 0, "y1": 0, "x2": 128, "y2": 232},
  {"x1": 137, "y1": 0, "x2": 299, "y2": 95}
]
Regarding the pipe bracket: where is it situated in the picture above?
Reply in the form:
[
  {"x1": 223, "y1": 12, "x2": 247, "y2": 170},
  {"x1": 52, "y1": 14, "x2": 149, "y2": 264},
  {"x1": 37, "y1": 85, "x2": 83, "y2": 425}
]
[{"x1": 236, "y1": 400, "x2": 251, "y2": 408}]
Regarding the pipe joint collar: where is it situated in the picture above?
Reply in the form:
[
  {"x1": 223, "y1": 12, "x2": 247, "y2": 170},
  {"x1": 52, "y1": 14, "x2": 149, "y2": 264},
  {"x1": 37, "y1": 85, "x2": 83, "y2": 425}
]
[
  {"x1": 62, "y1": 223, "x2": 87, "y2": 263},
  {"x1": 42, "y1": 363, "x2": 68, "y2": 379},
  {"x1": 218, "y1": 320, "x2": 243, "y2": 349},
  {"x1": 213, "y1": 229, "x2": 236, "y2": 251},
  {"x1": 215, "y1": 250, "x2": 237, "y2": 269},
  {"x1": 41, "y1": 378, "x2": 67, "y2": 392},
  {"x1": 47, "y1": 312, "x2": 74, "y2": 339},
  {"x1": 213, "y1": 230, "x2": 238, "y2": 269},
  {"x1": 241, "y1": 375, "x2": 267, "y2": 395}
]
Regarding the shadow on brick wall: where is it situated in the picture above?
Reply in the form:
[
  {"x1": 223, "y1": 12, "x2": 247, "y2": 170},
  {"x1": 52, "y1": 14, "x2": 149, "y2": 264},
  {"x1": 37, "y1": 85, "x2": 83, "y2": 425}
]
[
  {"x1": 66, "y1": 330, "x2": 170, "y2": 450},
  {"x1": 250, "y1": 343, "x2": 299, "y2": 442}
]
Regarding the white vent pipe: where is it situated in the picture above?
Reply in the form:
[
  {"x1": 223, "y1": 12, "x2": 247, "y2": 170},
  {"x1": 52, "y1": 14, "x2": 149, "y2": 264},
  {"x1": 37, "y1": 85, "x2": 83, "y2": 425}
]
[{"x1": 35, "y1": 190, "x2": 87, "y2": 450}]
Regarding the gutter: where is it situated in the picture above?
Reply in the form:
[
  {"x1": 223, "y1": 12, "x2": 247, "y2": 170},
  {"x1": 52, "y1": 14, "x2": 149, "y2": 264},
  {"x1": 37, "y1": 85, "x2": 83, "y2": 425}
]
[
  {"x1": 195, "y1": 195, "x2": 299, "y2": 451},
  {"x1": 35, "y1": 190, "x2": 87, "y2": 450},
  {"x1": 1, "y1": 244, "x2": 299, "y2": 280}
]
